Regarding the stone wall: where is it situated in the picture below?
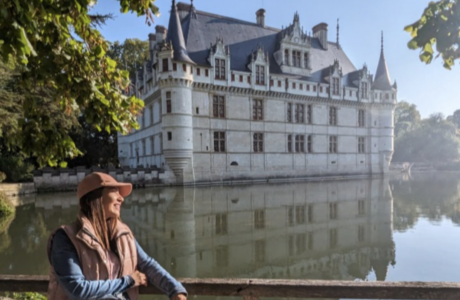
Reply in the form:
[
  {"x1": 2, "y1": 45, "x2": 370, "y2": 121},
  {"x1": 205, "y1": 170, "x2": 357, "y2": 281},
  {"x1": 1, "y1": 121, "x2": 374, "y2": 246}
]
[{"x1": 33, "y1": 166, "x2": 168, "y2": 192}]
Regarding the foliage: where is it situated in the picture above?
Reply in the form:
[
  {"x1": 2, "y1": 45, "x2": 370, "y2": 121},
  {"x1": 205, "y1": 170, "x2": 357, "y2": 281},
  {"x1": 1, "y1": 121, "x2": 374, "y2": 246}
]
[
  {"x1": 394, "y1": 101, "x2": 421, "y2": 138},
  {"x1": 0, "y1": 155, "x2": 34, "y2": 182},
  {"x1": 393, "y1": 113, "x2": 460, "y2": 162},
  {"x1": 107, "y1": 39, "x2": 150, "y2": 77},
  {"x1": 405, "y1": 0, "x2": 460, "y2": 69},
  {"x1": 68, "y1": 115, "x2": 118, "y2": 168},
  {"x1": 0, "y1": 0, "x2": 160, "y2": 167},
  {"x1": 0, "y1": 171, "x2": 6, "y2": 183},
  {"x1": 451, "y1": 109, "x2": 460, "y2": 128},
  {"x1": 3, "y1": 292, "x2": 47, "y2": 300},
  {"x1": 0, "y1": 191, "x2": 14, "y2": 218}
]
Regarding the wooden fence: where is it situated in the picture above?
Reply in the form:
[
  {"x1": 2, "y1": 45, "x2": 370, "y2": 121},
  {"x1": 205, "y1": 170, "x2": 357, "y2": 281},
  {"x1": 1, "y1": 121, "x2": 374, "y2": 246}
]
[{"x1": 1, "y1": 275, "x2": 460, "y2": 299}]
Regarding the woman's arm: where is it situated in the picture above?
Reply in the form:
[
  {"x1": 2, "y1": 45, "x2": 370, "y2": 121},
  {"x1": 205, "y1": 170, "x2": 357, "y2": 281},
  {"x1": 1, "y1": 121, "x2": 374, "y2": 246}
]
[
  {"x1": 135, "y1": 239, "x2": 187, "y2": 299},
  {"x1": 51, "y1": 229, "x2": 134, "y2": 300}
]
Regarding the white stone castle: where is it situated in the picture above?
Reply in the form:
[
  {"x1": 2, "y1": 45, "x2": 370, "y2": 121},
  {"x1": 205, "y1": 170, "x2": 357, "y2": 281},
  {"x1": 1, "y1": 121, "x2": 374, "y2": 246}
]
[{"x1": 117, "y1": 0, "x2": 397, "y2": 184}]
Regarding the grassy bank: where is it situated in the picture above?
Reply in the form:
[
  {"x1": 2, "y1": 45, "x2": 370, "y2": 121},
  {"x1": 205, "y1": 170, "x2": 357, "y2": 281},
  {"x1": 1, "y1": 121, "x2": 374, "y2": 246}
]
[{"x1": 0, "y1": 191, "x2": 14, "y2": 218}]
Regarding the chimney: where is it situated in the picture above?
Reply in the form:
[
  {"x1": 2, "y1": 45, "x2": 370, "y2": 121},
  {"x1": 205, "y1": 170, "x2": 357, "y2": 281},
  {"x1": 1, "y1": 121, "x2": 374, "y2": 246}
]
[
  {"x1": 155, "y1": 25, "x2": 167, "y2": 43},
  {"x1": 256, "y1": 9, "x2": 266, "y2": 27},
  {"x1": 148, "y1": 33, "x2": 156, "y2": 49},
  {"x1": 313, "y1": 22, "x2": 328, "y2": 50}
]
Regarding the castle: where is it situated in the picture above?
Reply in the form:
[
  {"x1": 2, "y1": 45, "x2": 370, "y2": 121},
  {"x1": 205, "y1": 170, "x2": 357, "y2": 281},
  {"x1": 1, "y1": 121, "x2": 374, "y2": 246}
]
[{"x1": 117, "y1": 1, "x2": 397, "y2": 184}]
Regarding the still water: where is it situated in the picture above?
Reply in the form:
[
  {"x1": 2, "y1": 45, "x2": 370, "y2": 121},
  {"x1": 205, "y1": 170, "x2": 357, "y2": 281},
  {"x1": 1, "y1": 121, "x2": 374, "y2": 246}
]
[{"x1": 2, "y1": 173, "x2": 460, "y2": 288}]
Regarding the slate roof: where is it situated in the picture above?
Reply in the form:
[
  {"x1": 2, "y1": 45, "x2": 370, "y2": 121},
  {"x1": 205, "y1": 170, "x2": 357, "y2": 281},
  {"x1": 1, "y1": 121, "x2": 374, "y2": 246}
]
[
  {"x1": 165, "y1": 0, "x2": 195, "y2": 64},
  {"x1": 373, "y1": 49, "x2": 393, "y2": 90},
  {"x1": 176, "y1": 3, "x2": 357, "y2": 83}
]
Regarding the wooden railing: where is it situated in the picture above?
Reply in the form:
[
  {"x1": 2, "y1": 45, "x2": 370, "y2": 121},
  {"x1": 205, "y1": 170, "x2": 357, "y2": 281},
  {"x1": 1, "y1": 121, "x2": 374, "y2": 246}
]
[{"x1": 1, "y1": 275, "x2": 460, "y2": 299}]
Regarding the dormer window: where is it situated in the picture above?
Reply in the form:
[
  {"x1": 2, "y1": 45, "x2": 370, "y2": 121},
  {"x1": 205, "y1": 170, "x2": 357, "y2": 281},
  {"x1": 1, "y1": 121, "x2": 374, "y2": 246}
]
[
  {"x1": 256, "y1": 65, "x2": 265, "y2": 85},
  {"x1": 284, "y1": 49, "x2": 289, "y2": 65},
  {"x1": 332, "y1": 78, "x2": 340, "y2": 95},
  {"x1": 361, "y1": 82, "x2": 368, "y2": 99},
  {"x1": 293, "y1": 51, "x2": 301, "y2": 67},
  {"x1": 215, "y1": 58, "x2": 226, "y2": 80}
]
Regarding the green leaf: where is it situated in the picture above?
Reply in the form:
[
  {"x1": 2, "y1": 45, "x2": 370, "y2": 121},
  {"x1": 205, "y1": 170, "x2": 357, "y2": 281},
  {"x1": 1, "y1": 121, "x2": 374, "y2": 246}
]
[{"x1": 59, "y1": 161, "x2": 68, "y2": 168}]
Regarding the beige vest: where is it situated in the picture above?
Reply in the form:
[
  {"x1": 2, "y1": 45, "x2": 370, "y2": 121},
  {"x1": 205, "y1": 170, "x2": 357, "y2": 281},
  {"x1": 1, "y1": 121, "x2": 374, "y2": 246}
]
[{"x1": 47, "y1": 214, "x2": 139, "y2": 300}]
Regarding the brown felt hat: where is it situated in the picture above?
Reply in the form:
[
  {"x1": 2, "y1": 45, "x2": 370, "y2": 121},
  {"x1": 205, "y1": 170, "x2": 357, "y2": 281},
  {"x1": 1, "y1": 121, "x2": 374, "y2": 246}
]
[{"x1": 77, "y1": 172, "x2": 132, "y2": 200}]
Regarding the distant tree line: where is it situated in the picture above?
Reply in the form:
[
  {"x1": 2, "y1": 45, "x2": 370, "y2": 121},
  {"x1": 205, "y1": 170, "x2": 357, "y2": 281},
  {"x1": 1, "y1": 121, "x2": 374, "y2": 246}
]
[{"x1": 393, "y1": 101, "x2": 460, "y2": 163}]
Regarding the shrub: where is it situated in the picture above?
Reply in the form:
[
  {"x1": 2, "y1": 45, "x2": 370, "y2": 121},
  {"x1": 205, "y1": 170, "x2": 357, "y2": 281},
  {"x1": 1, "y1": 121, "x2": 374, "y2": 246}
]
[
  {"x1": 0, "y1": 171, "x2": 6, "y2": 183},
  {"x1": 0, "y1": 156, "x2": 34, "y2": 182},
  {"x1": 0, "y1": 192, "x2": 15, "y2": 218},
  {"x1": 2, "y1": 292, "x2": 47, "y2": 300}
]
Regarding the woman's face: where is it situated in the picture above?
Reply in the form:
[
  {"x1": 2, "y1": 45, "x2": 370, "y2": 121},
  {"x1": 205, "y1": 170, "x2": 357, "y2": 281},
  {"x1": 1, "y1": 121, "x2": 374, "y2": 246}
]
[{"x1": 102, "y1": 187, "x2": 124, "y2": 219}]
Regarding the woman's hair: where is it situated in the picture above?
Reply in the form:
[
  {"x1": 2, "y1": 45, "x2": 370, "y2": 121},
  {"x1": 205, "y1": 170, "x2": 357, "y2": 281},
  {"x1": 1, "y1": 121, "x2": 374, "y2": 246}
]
[{"x1": 79, "y1": 187, "x2": 116, "y2": 251}]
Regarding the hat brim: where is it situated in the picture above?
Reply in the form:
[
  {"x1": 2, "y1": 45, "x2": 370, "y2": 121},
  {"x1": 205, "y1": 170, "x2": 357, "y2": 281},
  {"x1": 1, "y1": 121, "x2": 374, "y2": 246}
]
[{"x1": 104, "y1": 183, "x2": 132, "y2": 197}]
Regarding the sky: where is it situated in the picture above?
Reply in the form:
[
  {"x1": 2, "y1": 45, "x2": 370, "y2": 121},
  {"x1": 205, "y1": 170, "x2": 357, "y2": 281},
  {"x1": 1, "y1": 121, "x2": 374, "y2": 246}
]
[{"x1": 91, "y1": 0, "x2": 460, "y2": 118}]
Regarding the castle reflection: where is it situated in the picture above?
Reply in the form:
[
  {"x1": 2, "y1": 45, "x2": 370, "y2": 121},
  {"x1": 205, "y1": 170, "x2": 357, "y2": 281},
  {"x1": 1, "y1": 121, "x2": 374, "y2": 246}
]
[{"x1": 0, "y1": 177, "x2": 395, "y2": 283}]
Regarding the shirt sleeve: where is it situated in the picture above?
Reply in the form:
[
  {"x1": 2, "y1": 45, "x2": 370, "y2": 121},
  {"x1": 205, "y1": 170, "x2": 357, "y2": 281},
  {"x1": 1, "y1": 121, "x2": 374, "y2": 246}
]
[
  {"x1": 51, "y1": 229, "x2": 134, "y2": 300},
  {"x1": 135, "y1": 239, "x2": 187, "y2": 298}
]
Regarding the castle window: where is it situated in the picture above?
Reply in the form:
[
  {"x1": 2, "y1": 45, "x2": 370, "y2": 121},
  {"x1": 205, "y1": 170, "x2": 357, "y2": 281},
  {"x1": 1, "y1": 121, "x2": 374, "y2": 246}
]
[
  {"x1": 329, "y1": 106, "x2": 337, "y2": 125},
  {"x1": 254, "y1": 210, "x2": 265, "y2": 229},
  {"x1": 197, "y1": 68, "x2": 201, "y2": 75},
  {"x1": 304, "y1": 53, "x2": 309, "y2": 68},
  {"x1": 307, "y1": 84, "x2": 310, "y2": 91},
  {"x1": 287, "y1": 103, "x2": 292, "y2": 123},
  {"x1": 329, "y1": 135, "x2": 338, "y2": 153},
  {"x1": 240, "y1": 75, "x2": 243, "y2": 82},
  {"x1": 300, "y1": 83, "x2": 303, "y2": 90},
  {"x1": 215, "y1": 58, "x2": 226, "y2": 80},
  {"x1": 231, "y1": 73, "x2": 235, "y2": 81},
  {"x1": 205, "y1": 69, "x2": 209, "y2": 77},
  {"x1": 215, "y1": 214, "x2": 228, "y2": 235},
  {"x1": 349, "y1": 90, "x2": 352, "y2": 97},
  {"x1": 313, "y1": 85, "x2": 317, "y2": 92},
  {"x1": 307, "y1": 135, "x2": 312, "y2": 153},
  {"x1": 295, "y1": 104, "x2": 304, "y2": 123},
  {"x1": 320, "y1": 86, "x2": 323, "y2": 93},
  {"x1": 358, "y1": 137, "x2": 365, "y2": 153},
  {"x1": 150, "y1": 105, "x2": 154, "y2": 125},
  {"x1": 256, "y1": 65, "x2": 265, "y2": 85},
  {"x1": 173, "y1": 63, "x2": 177, "y2": 71},
  {"x1": 358, "y1": 109, "x2": 365, "y2": 127},
  {"x1": 214, "y1": 131, "x2": 226, "y2": 152},
  {"x1": 307, "y1": 104, "x2": 312, "y2": 124},
  {"x1": 253, "y1": 133, "x2": 264, "y2": 152},
  {"x1": 270, "y1": 79, "x2": 274, "y2": 87},
  {"x1": 293, "y1": 50, "x2": 301, "y2": 67},
  {"x1": 358, "y1": 200, "x2": 365, "y2": 216},
  {"x1": 162, "y1": 58, "x2": 168, "y2": 72},
  {"x1": 166, "y1": 91, "x2": 172, "y2": 113},
  {"x1": 332, "y1": 78, "x2": 340, "y2": 95},
  {"x1": 385, "y1": 93, "x2": 389, "y2": 100},
  {"x1": 182, "y1": 64, "x2": 186, "y2": 72},
  {"x1": 253, "y1": 99, "x2": 263, "y2": 121},
  {"x1": 278, "y1": 80, "x2": 282, "y2": 87},
  {"x1": 142, "y1": 139, "x2": 146, "y2": 156},
  {"x1": 361, "y1": 82, "x2": 368, "y2": 99},
  {"x1": 329, "y1": 203, "x2": 338, "y2": 220},
  {"x1": 287, "y1": 134, "x2": 292, "y2": 152},
  {"x1": 284, "y1": 49, "x2": 289, "y2": 65},
  {"x1": 167, "y1": 132, "x2": 172, "y2": 141},
  {"x1": 292, "y1": 82, "x2": 296, "y2": 89},
  {"x1": 248, "y1": 76, "x2": 251, "y2": 84},
  {"x1": 150, "y1": 137, "x2": 154, "y2": 155},
  {"x1": 213, "y1": 95, "x2": 225, "y2": 118},
  {"x1": 295, "y1": 135, "x2": 305, "y2": 153}
]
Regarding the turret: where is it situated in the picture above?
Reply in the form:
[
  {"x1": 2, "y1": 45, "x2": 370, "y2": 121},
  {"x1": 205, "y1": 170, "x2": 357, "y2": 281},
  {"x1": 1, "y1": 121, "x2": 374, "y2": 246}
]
[{"x1": 159, "y1": 0, "x2": 196, "y2": 183}]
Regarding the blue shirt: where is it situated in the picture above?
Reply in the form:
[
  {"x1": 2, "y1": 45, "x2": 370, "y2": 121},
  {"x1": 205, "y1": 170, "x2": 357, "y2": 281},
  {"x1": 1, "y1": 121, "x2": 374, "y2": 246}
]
[{"x1": 51, "y1": 229, "x2": 187, "y2": 300}]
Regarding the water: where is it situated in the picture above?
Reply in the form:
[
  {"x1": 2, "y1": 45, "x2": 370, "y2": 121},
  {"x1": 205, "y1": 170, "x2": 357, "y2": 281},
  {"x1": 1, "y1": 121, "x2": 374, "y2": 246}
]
[{"x1": 2, "y1": 173, "x2": 460, "y2": 290}]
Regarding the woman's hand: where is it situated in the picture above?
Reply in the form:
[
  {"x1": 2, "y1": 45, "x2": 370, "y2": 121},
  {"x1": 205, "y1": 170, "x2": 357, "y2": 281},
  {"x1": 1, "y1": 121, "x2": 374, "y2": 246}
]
[
  {"x1": 172, "y1": 293, "x2": 187, "y2": 300},
  {"x1": 130, "y1": 270, "x2": 148, "y2": 287}
]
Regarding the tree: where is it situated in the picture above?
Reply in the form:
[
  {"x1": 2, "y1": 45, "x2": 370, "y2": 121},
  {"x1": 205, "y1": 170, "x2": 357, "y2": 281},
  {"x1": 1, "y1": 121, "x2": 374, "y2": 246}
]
[
  {"x1": 451, "y1": 109, "x2": 460, "y2": 128},
  {"x1": 108, "y1": 39, "x2": 150, "y2": 77},
  {"x1": 394, "y1": 101, "x2": 421, "y2": 138},
  {"x1": 393, "y1": 113, "x2": 460, "y2": 162},
  {"x1": 405, "y1": 0, "x2": 460, "y2": 69},
  {"x1": 0, "y1": 0, "x2": 159, "y2": 167}
]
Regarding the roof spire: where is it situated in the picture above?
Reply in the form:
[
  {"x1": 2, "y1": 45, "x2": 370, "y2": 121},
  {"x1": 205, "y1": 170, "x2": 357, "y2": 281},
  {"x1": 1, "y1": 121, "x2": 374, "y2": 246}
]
[
  {"x1": 336, "y1": 18, "x2": 340, "y2": 50},
  {"x1": 165, "y1": 0, "x2": 195, "y2": 64},
  {"x1": 373, "y1": 30, "x2": 393, "y2": 90}
]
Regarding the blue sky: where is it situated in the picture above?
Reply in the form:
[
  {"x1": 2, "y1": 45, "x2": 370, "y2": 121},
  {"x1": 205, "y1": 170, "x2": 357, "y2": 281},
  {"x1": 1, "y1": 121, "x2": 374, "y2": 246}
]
[{"x1": 92, "y1": 0, "x2": 460, "y2": 118}]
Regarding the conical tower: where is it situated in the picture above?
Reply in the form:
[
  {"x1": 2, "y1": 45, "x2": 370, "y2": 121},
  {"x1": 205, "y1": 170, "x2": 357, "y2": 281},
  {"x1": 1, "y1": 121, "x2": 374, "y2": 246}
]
[{"x1": 159, "y1": 0, "x2": 196, "y2": 183}]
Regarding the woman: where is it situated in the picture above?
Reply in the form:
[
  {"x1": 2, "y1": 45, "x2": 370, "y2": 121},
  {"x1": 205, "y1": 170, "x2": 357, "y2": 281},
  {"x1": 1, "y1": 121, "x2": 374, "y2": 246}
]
[{"x1": 47, "y1": 172, "x2": 187, "y2": 300}]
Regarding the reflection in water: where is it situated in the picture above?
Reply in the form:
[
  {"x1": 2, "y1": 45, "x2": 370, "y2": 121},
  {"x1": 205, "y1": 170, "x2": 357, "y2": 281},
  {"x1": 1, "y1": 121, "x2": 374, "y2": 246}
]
[{"x1": 0, "y1": 177, "x2": 396, "y2": 283}]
